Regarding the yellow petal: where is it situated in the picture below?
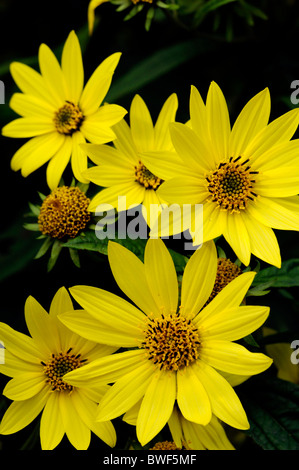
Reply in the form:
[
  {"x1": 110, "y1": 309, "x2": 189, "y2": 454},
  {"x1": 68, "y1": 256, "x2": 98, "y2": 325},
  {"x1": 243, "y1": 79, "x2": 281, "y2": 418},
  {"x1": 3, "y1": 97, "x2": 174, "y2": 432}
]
[
  {"x1": 193, "y1": 360, "x2": 249, "y2": 430},
  {"x1": 144, "y1": 238, "x2": 178, "y2": 314},
  {"x1": 3, "y1": 373, "x2": 44, "y2": 401},
  {"x1": 137, "y1": 370, "x2": 176, "y2": 446},
  {"x1": 40, "y1": 391, "x2": 65, "y2": 450},
  {"x1": 9, "y1": 92, "x2": 55, "y2": 118},
  {"x1": 80, "y1": 52, "x2": 122, "y2": 115},
  {"x1": 61, "y1": 30, "x2": 84, "y2": 104},
  {"x1": 189, "y1": 85, "x2": 208, "y2": 139},
  {"x1": 87, "y1": 182, "x2": 144, "y2": 212},
  {"x1": 46, "y1": 135, "x2": 72, "y2": 189},
  {"x1": 200, "y1": 340, "x2": 273, "y2": 375},
  {"x1": 2, "y1": 116, "x2": 54, "y2": 138},
  {"x1": 38, "y1": 43, "x2": 66, "y2": 107},
  {"x1": 206, "y1": 81, "x2": 231, "y2": 163},
  {"x1": 130, "y1": 94, "x2": 154, "y2": 153},
  {"x1": 88, "y1": 0, "x2": 110, "y2": 34},
  {"x1": 240, "y1": 211, "x2": 281, "y2": 268},
  {"x1": 154, "y1": 93, "x2": 178, "y2": 150},
  {"x1": 69, "y1": 285, "x2": 145, "y2": 339},
  {"x1": 0, "y1": 388, "x2": 48, "y2": 435},
  {"x1": 181, "y1": 240, "x2": 217, "y2": 318},
  {"x1": 60, "y1": 391, "x2": 91, "y2": 450},
  {"x1": 223, "y1": 212, "x2": 251, "y2": 266},
  {"x1": 230, "y1": 88, "x2": 270, "y2": 157},
  {"x1": 0, "y1": 322, "x2": 40, "y2": 363},
  {"x1": 21, "y1": 132, "x2": 64, "y2": 177},
  {"x1": 71, "y1": 131, "x2": 89, "y2": 183},
  {"x1": 246, "y1": 196, "x2": 299, "y2": 231},
  {"x1": 194, "y1": 271, "x2": 256, "y2": 326},
  {"x1": 108, "y1": 241, "x2": 161, "y2": 317},
  {"x1": 177, "y1": 365, "x2": 211, "y2": 425},
  {"x1": 10, "y1": 61, "x2": 53, "y2": 104},
  {"x1": 199, "y1": 305, "x2": 270, "y2": 342},
  {"x1": 254, "y1": 167, "x2": 299, "y2": 197},
  {"x1": 96, "y1": 362, "x2": 155, "y2": 421}
]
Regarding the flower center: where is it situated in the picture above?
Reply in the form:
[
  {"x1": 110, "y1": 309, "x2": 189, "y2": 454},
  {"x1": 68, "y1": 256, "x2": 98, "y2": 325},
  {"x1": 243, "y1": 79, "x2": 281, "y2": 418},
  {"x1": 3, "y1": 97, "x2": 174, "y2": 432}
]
[
  {"x1": 41, "y1": 348, "x2": 87, "y2": 392},
  {"x1": 150, "y1": 441, "x2": 183, "y2": 450},
  {"x1": 54, "y1": 101, "x2": 84, "y2": 135},
  {"x1": 134, "y1": 160, "x2": 162, "y2": 190},
  {"x1": 142, "y1": 313, "x2": 201, "y2": 371},
  {"x1": 38, "y1": 186, "x2": 90, "y2": 239},
  {"x1": 206, "y1": 156, "x2": 258, "y2": 213},
  {"x1": 205, "y1": 257, "x2": 242, "y2": 306}
]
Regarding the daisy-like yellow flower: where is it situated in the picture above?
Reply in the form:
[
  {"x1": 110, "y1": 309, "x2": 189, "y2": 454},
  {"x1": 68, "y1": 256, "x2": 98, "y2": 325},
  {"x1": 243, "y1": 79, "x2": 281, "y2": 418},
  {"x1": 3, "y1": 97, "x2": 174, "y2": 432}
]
[
  {"x1": 59, "y1": 239, "x2": 272, "y2": 446},
  {"x1": 82, "y1": 93, "x2": 178, "y2": 227},
  {"x1": 2, "y1": 30, "x2": 127, "y2": 190},
  {"x1": 123, "y1": 401, "x2": 235, "y2": 450},
  {"x1": 0, "y1": 287, "x2": 117, "y2": 450},
  {"x1": 150, "y1": 82, "x2": 299, "y2": 267}
]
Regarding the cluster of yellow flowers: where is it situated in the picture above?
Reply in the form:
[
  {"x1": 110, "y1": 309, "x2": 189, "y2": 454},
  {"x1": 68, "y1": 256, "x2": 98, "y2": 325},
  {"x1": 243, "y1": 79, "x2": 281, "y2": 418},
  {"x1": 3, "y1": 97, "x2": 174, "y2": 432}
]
[{"x1": 0, "y1": 28, "x2": 299, "y2": 450}]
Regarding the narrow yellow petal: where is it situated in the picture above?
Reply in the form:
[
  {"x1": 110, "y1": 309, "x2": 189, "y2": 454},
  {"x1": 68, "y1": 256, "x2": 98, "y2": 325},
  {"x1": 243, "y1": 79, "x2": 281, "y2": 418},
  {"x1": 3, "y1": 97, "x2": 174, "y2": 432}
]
[
  {"x1": 130, "y1": 94, "x2": 154, "y2": 153},
  {"x1": 46, "y1": 135, "x2": 72, "y2": 189},
  {"x1": 223, "y1": 212, "x2": 251, "y2": 266},
  {"x1": 21, "y1": 132, "x2": 64, "y2": 177},
  {"x1": 193, "y1": 360, "x2": 249, "y2": 430},
  {"x1": 177, "y1": 365, "x2": 212, "y2": 425},
  {"x1": 246, "y1": 196, "x2": 299, "y2": 231},
  {"x1": 206, "y1": 81, "x2": 231, "y2": 162},
  {"x1": 60, "y1": 392, "x2": 91, "y2": 450},
  {"x1": 144, "y1": 238, "x2": 178, "y2": 314},
  {"x1": 2, "y1": 116, "x2": 54, "y2": 138},
  {"x1": 108, "y1": 241, "x2": 161, "y2": 317},
  {"x1": 80, "y1": 52, "x2": 122, "y2": 115},
  {"x1": 254, "y1": 167, "x2": 299, "y2": 197},
  {"x1": 3, "y1": 373, "x2": 44, "y2": 401},
  {"x1": 200, "y1": 340, "x2": 273, "y2": 375},
  {"x1": 0, "y1": 388, "x2": 48, "y2": 435},
  {"x1": 154, "y1": 93, "x2": 178, "y2": 150},
  {"x1": 181, "y1": 240, "x2": 217, "y2": 318},
  {"x1": 61, "y1": 30, "x2": 84, "y2": 104},
  {"x1": 190, "y1": 85, "x2": 208, "y2": 138},
  {"x1": 10, "y1": 92, "x2": 55, "y2": 118},
  {"x1": 137, "y1": 370, "x2": 176, "y2": 446},
  {"x1": 71, "y1": 131, "x2": 89, "y2": 183},
  {"x1": 10, "y1": 61, "x2": 53, "y2": 104},
  {"x1": 230, "y1": 88, "x2": 270, "y2": 157},
  {"x1": 38, "y1": 43, "x2": 67, "y2": 107},
  {"x1": 40, "y1": 391, "x2": 65, "y2": 450}
]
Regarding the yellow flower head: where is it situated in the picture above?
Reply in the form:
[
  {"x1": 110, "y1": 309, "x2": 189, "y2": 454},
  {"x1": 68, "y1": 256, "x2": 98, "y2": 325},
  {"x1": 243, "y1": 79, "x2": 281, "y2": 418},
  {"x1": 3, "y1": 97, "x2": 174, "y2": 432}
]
[
  {"x1": 59, "y1": 239, "x2": 272, "y2": 446},
  {"x1": 0, "y1": 288, "x2": 117, "y2": 450},
  {"x1": 156, "y1": 82, "x2": 299, "y2": 267},
  {"x1": 82, "y1": 93, "x2": 178, "y2": 227},
  {"x1": 38, "y1": 186, "x2": 90, "y2": 239},
  {"x1": 2, "y1": 30, "x2": 127, "y2": 189}
]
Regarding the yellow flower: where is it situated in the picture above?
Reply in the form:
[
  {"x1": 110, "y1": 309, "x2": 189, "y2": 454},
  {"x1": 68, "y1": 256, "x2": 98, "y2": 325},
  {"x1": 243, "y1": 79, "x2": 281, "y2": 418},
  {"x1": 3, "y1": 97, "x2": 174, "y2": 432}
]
[
  {"x1": 123, "y1": 401, "x2": 235, "y2": 450},
  {"x1": 2, "y1": 30, "x2": 127, "y2": 189},
  {"x1": 82, "y1": 93, "x2": 178, "y2": 227},
  {"x1": 0, "y1": 287, "x2": 117, "y2": 450},
  {"x1": 152, "y1": 82, "x2": 299, "y2": 267},
  {"x1": 59, "y1": 239, "x2": 272, "y2": 446}
]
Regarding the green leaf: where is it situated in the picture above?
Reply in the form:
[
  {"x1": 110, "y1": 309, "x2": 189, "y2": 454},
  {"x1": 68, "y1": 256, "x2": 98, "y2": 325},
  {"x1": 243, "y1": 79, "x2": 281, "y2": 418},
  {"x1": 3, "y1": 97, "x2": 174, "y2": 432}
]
[
  {"x1": 62, "y1": 231, "x2": 188, "y2": 272},
  {"x1": 252, "y1": 259, "x2": 299, "y2": 288},
  {"x1": 239, "y1": 376, "x2": 299, "y2": 450},
  {"x1": 47, "y1": 240, "x2": 63, "y2": 272}
]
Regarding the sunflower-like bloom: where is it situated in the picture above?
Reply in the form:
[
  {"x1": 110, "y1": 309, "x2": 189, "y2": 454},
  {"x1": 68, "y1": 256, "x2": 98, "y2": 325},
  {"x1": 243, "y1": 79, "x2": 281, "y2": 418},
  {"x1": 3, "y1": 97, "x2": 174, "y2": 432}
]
[
  {"x1": 2, "y1": 30, "x2": 127, "y2": 189},
  {"x1": 59, "y1": 239, "x2": 272, "y2": 446},
  {"x1": 82, "y1": 93, "x2": 178, "y2": 227},
  {"x1": 123, "y1": 401, "x2": 235, "y2": 450},
  {"x1": 0, "y1": 288, "x2": 117, "y2": 450},
  {"x1": 145, "y1": 83, "x2": 299, "y2": 267}
]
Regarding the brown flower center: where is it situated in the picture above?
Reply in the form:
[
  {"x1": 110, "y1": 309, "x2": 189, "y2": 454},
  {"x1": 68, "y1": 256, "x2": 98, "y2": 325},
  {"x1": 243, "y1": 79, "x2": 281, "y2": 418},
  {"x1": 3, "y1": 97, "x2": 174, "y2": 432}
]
[
  {"x1": 206, "y1": 156, "x2": 258, "y2": 213},
  {"x1": 142, "y1": 313, "x2": 201, "y2": 371},
  {"x1": 38, "y1": 186, "x2": 90, "y2": 239},
  {"x1": 134, "y1": 160, "x2": 162, "y2": 190},
  {"x1": 205, "y1": 257, "x2": 242, "y2": 306},
  {"x1": 41, "y1": 348, "x2": 87, "y2": 392},
  {"x1": 54, "y1": 101, "x2": 84, "y2": 135}
]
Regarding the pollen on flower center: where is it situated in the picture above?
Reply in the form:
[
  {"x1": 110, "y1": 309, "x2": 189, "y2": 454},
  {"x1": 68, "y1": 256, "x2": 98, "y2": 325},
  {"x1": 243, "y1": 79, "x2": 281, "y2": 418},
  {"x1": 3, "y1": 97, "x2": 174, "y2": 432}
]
[
  {"x1": 206, "y1": 156, "x2": 258, "y2": 213},
  {"x1": 54, "y1": 101, "x2": 84, "y2": 135},
  {"x1": 205, "y1": 257, "x2": 242, "y2": 306},
  {"x1": 41, "y1": 348, "x2": 88, "y2": 392},
  {"x1": 134, "y1": 160, "x2": 162, "y2": 190},
  {"x1": 142, "y1": 313, "x2": 201, "y2": 371},
  {"x1": 38, "y1": 186, "x2": 90, "y2": 239}
]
